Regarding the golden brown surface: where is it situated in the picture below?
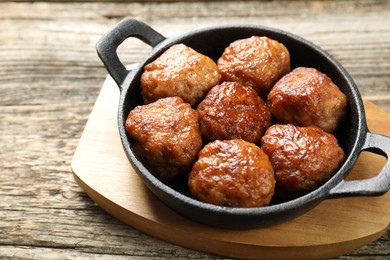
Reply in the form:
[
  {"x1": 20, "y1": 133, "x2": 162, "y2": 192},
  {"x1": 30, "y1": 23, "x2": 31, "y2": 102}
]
[
  {"x1": 267, "y1": 67, "x2": 347, "y2": 133},
  {"x1": 189, "y1": 139, "x2": 275, "y2": 208},
  {"x1": 217, "y1": 36, "x2": 290, "y2": 97},
  {"x1": 197, "y1": 81, "x2": 271, "y2": 143},
  {"x1": 125, "y1": 96, "x2": 202, "y2": 180},
  {"x1": 141, "y1": 44, "x2": 221, "y2": 107},
  {"x1": 261, "y1": 124, "x2": 345, "y2": 200}
]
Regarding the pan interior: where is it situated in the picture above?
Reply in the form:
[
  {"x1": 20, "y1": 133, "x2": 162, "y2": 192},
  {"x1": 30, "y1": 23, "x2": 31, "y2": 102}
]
[{"x1": 119, "y1": 25, "x2": 363, "y2": 219}]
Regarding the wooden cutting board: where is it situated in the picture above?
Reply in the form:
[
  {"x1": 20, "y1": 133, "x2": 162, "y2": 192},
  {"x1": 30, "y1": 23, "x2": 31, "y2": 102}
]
[{"x1": 72, "y1": 75, "x2": 390, "y2": 260}]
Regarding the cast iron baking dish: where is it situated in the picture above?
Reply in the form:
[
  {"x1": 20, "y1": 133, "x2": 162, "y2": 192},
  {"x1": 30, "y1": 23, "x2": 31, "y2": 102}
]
[{"x1": 96, "y1": 18, "x2": 390, "y2": 229}]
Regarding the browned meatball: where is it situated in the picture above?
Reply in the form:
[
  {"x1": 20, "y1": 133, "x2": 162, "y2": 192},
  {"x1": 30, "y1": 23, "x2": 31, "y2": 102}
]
[
  {"x1": 125, "y1": 97, "x2": 202, "y2": 181},
  {"x1": 140, "y1": 44, "x2": 221, "y2": 107},
  {"x1": 267, "y1": 67, "x2": 347, "y2": 133},
  {"x1": 197, "y1": 81, "x2": 271, "y2": 143},
  {"x1": 188, "y1": 139, "x2": 275, "y2": 208},
  {"x1": 261, "y1": 124, "x2": 344, "y2": 200},
  {"x1": 217, "y1": 36, "x2": 290, "y2": 97}
]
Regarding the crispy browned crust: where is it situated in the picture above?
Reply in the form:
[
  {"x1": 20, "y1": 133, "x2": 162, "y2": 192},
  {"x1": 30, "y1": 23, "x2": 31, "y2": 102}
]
[
  {"x1": 261, "y1": 124, "x2": 345, "y2": 200},
  {"x1": 267, "y1": 67, "x2": 347, "y2": 133},
  {"x1": 126, "y1": 96, "x2": 202, "y2": 181},
  {"x1": 141, "y1": 44, "x2": 221, "y2": 107},
  {"x1": 189, "y1": 139, "x2": 275, "y2": 208},
  {"x1": 197, "y1": 81, "x2": 271, "y2": 143},
  {"x1": 217, "y1": 36, "x2": 290, "y2": 97}
]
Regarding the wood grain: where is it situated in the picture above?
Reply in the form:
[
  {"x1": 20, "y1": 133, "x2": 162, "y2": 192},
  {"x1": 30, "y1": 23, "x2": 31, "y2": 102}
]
[
  {"x1": 1, "y1": 1, "x2": 389, "y2": 259},
  {"x1": 71, "y1": 75, "x2": 390, "y2": 259}
]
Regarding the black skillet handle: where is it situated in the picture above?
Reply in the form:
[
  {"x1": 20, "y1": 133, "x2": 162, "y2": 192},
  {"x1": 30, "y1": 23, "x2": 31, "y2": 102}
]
[
  {"x1": 328, "y1": 132, "x2": 390, "y2": 198},
  {"x1": 96, "y1": 18, "x2": 166, "y2": 88}
]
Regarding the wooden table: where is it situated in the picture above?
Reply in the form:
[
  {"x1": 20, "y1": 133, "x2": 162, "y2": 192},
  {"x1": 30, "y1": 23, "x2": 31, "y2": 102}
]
[{"x1": 1, "y1": 1, "x2": 389, "y2": 259}]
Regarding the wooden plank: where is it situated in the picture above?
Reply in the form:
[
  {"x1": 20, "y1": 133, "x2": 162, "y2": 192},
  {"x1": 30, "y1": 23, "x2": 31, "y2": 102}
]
[
  {"x1": 71, "y1": 75, "x2": 390, "y2": 259},
  {"x1": 0, "y1": 1, "x2": 389, "y2": 259},
  {"x1": 0, "y1": 1, "x2": 388, "y2": 108}
]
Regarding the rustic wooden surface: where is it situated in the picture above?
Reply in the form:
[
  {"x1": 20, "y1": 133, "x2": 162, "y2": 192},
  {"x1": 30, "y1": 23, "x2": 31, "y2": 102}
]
[
  {"x1": 0, "y1": 1, "x2": 389, "y2": 259},
  {"x1": 71, "y1": 75, "x2": 390, "y2": 259}
]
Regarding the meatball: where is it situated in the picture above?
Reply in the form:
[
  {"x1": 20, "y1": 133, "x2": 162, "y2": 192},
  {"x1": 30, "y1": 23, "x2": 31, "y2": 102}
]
[
  {"x1": 188, "y1": 139, "x2": 275, "y2": 208},
  {"x1": 140, "y1": 44, "x2": 221, "y2": 107},
  {"x1": 267, "y1": 67, "x2": 347, "y2": 133},
  {"x1": 197, "y1": 81, "x2": 271, "y2": 143},
  {"x1": 125, "y1": 97, "x2": 203, "y2": 181},
  {"x1": 261, "y1": 124, "x2": 344, "y2": 200},
  {"x1": 217, "y1": 36, "x2": 290, "y2": 97}
]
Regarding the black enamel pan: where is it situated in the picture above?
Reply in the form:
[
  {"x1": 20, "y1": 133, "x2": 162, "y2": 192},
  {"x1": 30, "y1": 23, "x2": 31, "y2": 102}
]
[{"x1": 96, "y1": 18, "x2": 390, "y2": 229}]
